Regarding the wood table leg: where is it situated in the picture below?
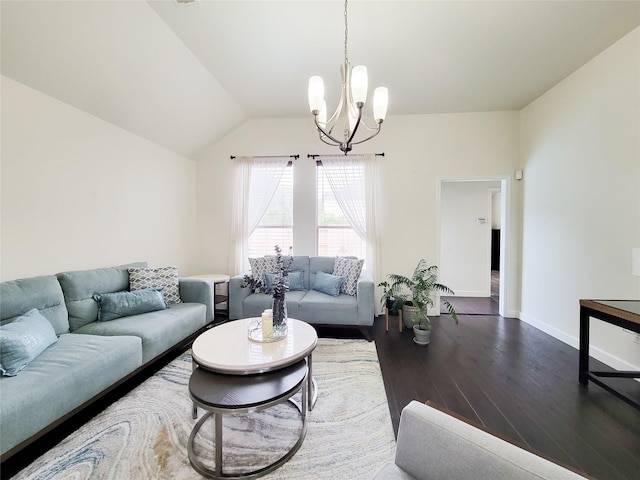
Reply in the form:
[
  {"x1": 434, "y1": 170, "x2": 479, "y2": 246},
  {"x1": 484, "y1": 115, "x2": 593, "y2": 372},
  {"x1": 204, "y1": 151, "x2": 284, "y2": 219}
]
[{"x1": 399, "y1": 309, "x2": 403, "y2": 332}]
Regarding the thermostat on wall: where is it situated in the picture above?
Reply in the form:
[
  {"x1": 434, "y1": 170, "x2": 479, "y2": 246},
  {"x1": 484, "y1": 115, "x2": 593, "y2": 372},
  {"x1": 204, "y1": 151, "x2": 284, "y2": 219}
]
[{"x1": 476, "y1": 218, "x2": 487, "y2": 225}]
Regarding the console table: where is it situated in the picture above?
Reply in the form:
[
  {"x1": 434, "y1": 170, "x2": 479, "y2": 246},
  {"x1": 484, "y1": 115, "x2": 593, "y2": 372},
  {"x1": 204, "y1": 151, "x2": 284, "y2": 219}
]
[{"x1": 579, "y1": 299, "x2": 640, "y2": 409}]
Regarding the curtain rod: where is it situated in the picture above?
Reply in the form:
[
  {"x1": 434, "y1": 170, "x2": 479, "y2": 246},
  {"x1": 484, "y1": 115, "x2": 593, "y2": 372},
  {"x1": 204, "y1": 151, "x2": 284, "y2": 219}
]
[
  {"x1": 306, "y1": 153, "x2": 385, "y2": 159},
  {"x1": 230, "y1": 154, "x2": 299, "y2": 160}
]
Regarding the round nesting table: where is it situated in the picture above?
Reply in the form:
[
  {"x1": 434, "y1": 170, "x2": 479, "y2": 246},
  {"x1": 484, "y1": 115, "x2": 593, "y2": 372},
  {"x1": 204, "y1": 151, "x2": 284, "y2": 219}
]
[
  {"x1": 188, "y1": 318, "x2": 318, "y2": 479},
  {"x1": 188, "y1": 361, "x2": 308, "y2": 479},
  {"x1": 191, "y1": 317, "x2": 318, "y2": 410}
]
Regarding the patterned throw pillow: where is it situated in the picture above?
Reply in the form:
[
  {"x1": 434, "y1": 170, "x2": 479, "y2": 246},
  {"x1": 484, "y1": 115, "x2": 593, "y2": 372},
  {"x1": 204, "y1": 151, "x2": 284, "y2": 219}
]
[
  {"x1": 333, "y1": 257, "x2": 364, "y2": 296},
  {"x1": 128, "y1": 266, "x2": 182, "y2": 304},
  {"x1": 248, "y1": 256, "x2": 278, "y2": 292}
]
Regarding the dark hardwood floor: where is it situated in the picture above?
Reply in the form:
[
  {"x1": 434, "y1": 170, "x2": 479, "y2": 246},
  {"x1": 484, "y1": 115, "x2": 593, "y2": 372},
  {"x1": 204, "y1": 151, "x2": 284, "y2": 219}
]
[
  {"x1": 3, "y1": 310, "x2": 639, "y2": 480},
  {"x1": 370, "y1": 311, "x2": 640, "y2": 480}
]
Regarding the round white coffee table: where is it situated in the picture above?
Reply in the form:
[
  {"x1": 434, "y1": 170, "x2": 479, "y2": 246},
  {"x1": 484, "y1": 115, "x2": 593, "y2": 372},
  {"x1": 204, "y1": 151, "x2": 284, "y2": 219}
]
[{"x1": 191, "y1": 318, "x2": 318, "y2": 410}]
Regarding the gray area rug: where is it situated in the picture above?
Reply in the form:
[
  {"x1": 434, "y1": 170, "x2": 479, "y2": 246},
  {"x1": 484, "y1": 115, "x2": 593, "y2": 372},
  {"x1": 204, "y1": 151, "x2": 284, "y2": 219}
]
[{"x1": 13, "y1": 338, "x2": 396, "y2": 479}]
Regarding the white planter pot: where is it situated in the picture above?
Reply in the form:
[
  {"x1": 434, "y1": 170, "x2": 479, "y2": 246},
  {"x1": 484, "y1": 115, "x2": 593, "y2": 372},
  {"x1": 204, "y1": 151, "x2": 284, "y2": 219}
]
[{"x1": 413, "y1": 325, "x2": 431, "y2": 346}]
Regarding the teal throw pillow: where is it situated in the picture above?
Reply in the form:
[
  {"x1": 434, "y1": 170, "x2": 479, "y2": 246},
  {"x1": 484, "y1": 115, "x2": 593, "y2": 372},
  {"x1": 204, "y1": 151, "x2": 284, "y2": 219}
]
[
  {"x1": 312, "y1": 271, "x2": 344, "y2": 297},
  {"x1": 288, "y1": 270, "x2": 305, "y2": 291},
  {"x1": 262, "y1": 272, "x2": 276, "y2": 293},
  {"x1": 0, "y1": 308, "x2": 58, "y2": 376},
  {"x1": 94, "y1": 288, "x2": 167, "y2": 322},
  {"x1": 264, "y1": 270, "x2": 306, "y2": 293}
]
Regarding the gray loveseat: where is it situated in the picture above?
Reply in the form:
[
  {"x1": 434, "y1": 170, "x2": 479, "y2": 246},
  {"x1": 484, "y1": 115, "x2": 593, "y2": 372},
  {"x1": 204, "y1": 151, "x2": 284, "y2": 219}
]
[
  {"x1": 0, "y1": 262, "x2": 214, "y2": 460},
  {"x1": 374, "y1": 401, "x2": 589, "y2": 479},
  {"x1": 229, "y1": 256, "x2": 375, "y2": 339}
]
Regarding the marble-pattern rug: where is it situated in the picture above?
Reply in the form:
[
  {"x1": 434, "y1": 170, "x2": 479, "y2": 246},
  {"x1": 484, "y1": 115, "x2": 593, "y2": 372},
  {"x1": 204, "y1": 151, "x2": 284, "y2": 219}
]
[{"x1": 13, "y1": 338, "x2": 396, "y2": 479}]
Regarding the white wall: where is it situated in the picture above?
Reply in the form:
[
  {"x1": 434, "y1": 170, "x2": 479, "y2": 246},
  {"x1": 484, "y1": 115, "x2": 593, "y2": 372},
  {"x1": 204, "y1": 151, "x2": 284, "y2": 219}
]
[
  {"x1": 491, "y1": 191, "x2": 502, "y2": 230},
  {"x1": 440, "y1": 181, "x2": 500, "y2": 296},
  {"x1": 195, "y1": 111, "x2": 522, "y2": 315},
  {"x1": 520, "y1": 27, "x2": 640, "y2": 371},
  {"x1": 0, "y1": 77, "x2": 198, "y2": 280}
]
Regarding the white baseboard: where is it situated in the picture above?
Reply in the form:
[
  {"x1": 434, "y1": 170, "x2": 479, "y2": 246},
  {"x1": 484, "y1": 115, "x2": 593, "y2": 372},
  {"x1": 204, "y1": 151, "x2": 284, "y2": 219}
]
[
  {"x1": 504, "y1": 309, "x2": 520, "y2": 319},
  {"x1": 519, "y1": 312, "x2": 640, "y2": 372}
]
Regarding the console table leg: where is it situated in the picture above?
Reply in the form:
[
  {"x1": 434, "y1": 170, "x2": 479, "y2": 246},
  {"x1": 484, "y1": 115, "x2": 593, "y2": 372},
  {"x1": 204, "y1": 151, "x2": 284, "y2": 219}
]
[{"x1": 579, "y1": 307, "x2": 590, "y2": 385}]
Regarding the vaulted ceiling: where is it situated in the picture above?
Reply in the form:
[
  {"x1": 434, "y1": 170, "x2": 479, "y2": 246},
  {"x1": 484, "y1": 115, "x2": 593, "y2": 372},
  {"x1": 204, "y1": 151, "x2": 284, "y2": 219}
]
[{"x1": 2, "y1": 1, "x2": 639, "y2": 158}]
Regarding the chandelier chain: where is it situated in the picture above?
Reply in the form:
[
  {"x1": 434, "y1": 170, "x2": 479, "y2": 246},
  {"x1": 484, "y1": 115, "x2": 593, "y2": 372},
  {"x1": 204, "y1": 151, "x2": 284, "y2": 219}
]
[{"x1": 344, "y1": 0, "x2": 349, "y2": 65}]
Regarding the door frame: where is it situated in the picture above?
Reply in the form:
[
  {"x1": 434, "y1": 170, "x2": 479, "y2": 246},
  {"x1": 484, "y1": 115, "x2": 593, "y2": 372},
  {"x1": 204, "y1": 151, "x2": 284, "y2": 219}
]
[{"x1": 436, "y1": 176, "x2": 510, "y2": 317}]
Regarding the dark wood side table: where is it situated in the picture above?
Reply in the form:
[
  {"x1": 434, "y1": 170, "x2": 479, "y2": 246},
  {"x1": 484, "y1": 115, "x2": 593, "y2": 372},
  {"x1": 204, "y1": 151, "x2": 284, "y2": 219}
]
[{"x1": 579, "y1": 299, "x2": 640, "y2": 409}]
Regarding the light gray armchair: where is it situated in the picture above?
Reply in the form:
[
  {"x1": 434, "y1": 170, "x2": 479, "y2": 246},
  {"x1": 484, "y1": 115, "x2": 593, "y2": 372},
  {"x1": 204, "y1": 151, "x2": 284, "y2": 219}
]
[{"x1": 373, "y1": 401, "x2": 590, "y2": 480}]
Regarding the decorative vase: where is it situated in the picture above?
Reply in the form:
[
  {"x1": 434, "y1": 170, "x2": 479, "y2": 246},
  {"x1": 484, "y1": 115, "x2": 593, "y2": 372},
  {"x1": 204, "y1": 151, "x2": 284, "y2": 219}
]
[
  {"x1": 271, "y1": 295, "x2": 288, "y2": 339},
  {"x1": 413, "y1": 325, "x2": 431, "y2": 346}
]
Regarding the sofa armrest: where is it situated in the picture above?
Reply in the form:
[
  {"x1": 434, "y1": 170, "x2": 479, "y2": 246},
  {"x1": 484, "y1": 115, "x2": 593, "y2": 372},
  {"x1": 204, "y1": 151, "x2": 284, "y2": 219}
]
[
  {"x1": 228, "y1": 274, "x2": 252, "y2": 320},
  {"x1": 393, "y1": 401, "x2": 589, "y2": 480},
  {"x1": 356, "y1": 270, "x2": 375, "y2": 326},
  {"x1": 179, "y1": 278, "x2": 214, "y2": 324}
]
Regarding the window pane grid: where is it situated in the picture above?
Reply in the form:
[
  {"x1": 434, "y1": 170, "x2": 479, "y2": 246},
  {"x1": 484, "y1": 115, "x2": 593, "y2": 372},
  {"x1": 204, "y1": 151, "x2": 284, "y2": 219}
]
[
  {"x1": 248, "y1": 166, "x2": 293, "y2": 257},
  {"x1": 317, "y1": 164, "x2": 366, "y2": 258}
]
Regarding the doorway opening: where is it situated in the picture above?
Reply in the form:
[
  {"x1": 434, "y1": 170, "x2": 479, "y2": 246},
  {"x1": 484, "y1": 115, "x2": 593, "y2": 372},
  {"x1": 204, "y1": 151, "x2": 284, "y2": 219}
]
[{"x1": 437, "y1": 178, "x2": 508, "y2": 317}]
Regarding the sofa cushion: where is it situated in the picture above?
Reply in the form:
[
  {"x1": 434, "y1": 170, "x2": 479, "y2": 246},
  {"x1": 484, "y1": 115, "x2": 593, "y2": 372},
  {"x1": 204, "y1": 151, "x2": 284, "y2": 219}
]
[
  {"x1": 128, "y1": 266, "x2": 182, "y2": 305},
  {"x1": 333, "y1": 257, "x2": 364, "y2": 296},
  {"x1": 56, "y1": 262, "x2": 148, "y2": 331},
  {"x1": 241, "y1": 291, "x2": 307, "y2": 319},
  {"x1": 298, "y1": 289, "x2": 359, "y2": 325},
  {"x1": 0, "y1": 333, "x2": 142, "y2": 456},
  {"x1": 0, "y1": 275, "x2": 70, "y2": 335},
  {"x1": 312, "y1": 271, "x2": 344, "y2": 297},
  {"x1": 73, "y1": 303, "x2": 206, "y2": 363},
  {"x1": 0, "y1": 309, "x2": 58, "y2": 376},
  {"x1": 94, "y1": 288, "x2": 166, "y2": 322}
]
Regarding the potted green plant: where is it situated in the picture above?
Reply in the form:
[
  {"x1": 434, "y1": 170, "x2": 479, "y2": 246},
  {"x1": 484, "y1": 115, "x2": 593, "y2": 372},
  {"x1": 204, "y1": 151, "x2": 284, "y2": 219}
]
[
  {"x1": 377, "y1": 280, "x2": 404, "y2": 315},
  {"x1": 383, "y1": 260, "x2": 458, "y2": 345}
]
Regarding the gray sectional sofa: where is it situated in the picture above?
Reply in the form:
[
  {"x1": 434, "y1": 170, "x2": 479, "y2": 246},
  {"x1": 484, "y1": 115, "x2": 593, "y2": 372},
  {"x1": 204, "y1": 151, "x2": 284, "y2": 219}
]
[
  {"x1": 0, "y1": 262, "x2": 214, "y2": 460},
  {"x1": 229, "y1": 256, "x2": 375, "y2": 339},
  {"x1": 374, "y1": 401, "x2": 589, "y2": 479}
]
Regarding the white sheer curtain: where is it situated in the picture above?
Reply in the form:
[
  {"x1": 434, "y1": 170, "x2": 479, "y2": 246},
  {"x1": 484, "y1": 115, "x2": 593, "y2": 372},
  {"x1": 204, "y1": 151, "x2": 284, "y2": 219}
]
[
  {"x1": 320, "y1": 154, "x2": 382, "y2": 314},
  {"x1": 228, "y1": 156, "x2": 290, "y2": 276}
]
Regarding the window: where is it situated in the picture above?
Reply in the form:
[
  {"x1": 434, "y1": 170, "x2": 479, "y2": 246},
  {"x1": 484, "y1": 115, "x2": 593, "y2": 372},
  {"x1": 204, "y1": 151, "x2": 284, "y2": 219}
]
[
  {"x1": 316, "y1": 163, "x2": 366, "y2": 258},
  {"x1": 247, "y1": 165, "x2": 293, "y2": 257}
]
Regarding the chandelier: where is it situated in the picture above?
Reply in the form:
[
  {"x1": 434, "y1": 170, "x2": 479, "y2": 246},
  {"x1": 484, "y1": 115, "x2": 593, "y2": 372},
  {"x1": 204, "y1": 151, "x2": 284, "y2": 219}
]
[{"x1": 307, "y1": 0, "x2": 388, "y2": 154}]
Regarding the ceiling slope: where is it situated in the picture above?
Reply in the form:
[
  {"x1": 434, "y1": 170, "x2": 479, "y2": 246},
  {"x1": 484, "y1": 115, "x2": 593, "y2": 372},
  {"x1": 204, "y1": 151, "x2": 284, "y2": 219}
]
[
  {"x1": 150, "y1": 0, "x2": 640, "y2": 117},
  {"x1": 2, "y1": 1, "x2": 639, "y2": 159},
  {"x1": 1, "y1": 0, "x2": 246, "y2": 158}
]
